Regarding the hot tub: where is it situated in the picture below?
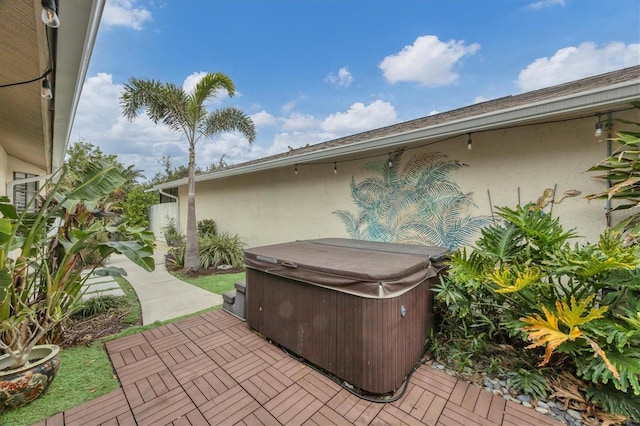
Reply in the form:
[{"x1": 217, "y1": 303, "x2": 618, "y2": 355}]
[{"x1": 244, "y1": 238, "x2": 448, "y2": 395}]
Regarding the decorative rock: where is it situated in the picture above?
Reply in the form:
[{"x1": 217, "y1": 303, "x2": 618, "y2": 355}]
[
  {"x1": 503, "y1": 394, "x2": 512, "y2": 401},
  {"x1": 498, "y1": 379, "x2": 508, "y2": 387},
  {"x1": 535, "y1": 407, "x2": 549, "y2": 415},
  {"x1": 491, "y1": 389, "x2": 503, "y2": 396},
  {"x1": 484, "y1": 386, "x2": 492, "y2": 393},
  {"x1": 537, "y1": 401, "x2": 549, "y2": 410},
  {"x1": 551, "y1": 407, "x2": 564, "y2": 417},
  {"x1": 492, "y1": 382, "x2": 501, "y2": 391},
  {"x1": 566, "y1": 409, "x2": 582, "y2": 421},
  {"x1": 510, "y1": 397, "x2": 520, "y2": 404},
  {"x1": 483, "y1": 379, "x2": 492, "y2": 388},
  {"x1": 517, "y1": 394, "x2": 531, "y2": 403},
  {"x1": 522, "y1": 401, "x2": 532, "y2": 408},
  {"x1": 547, "y1": 400, "x2": 557, "y2": 408}
]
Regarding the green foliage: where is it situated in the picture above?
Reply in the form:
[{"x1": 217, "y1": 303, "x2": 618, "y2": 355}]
[
  {"x1": 0, "y1": 165, "x2": 155, "y2": 369},
  {"x1": 162, "y1": 217, "x2": 184, "y2": 246},
  {"x1": 587, "y1": 384, "x2": 640, "y2": 420},
  {"x1": 121, "y1": 186, "x2": 157, "y2": 229},
  {"x1": 120, "y1": 72, "x2": 256, "y2": 271},
  {"x1": 509, "y1": 368, "x2": 549, "y2": 400},
  {"x1": 199, "y1": 232, "x2": 245, "y2": 269},
  {"x1": 587, "y1": 101, "x2": 640, "y2": 243},
  {"x1": 197, "y1": 219, "x2": 217, "y2": 237},
  {"x1": 71, "y1": 295, "x2": 127, "y2": 319},
  {"x1": 433, "y1": 202, "x2": 640, "y2": 420},
  {"x1": 166, "y1": 232, "x2": 245, "y2": 270}
]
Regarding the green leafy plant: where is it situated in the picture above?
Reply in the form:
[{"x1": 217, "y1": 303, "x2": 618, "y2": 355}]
[
  {"x1": 197, "y1": 219, "x2": 217, "y2": 237},
  {"x1": 166, "y1": 232, "x2": 245, "y2": 270},
  {"x1": 162, "y1": 217, "x2": 183, "y2": 246},
  {"x1": 433, "y1": 202, "x2": 640, "y2": 421},
  {"x1": 509, "y1": 368, "x2": 549, "y2": 400},
  {"x1": 71, "y1": 295, "x2": 127, "y2": 319},
  {"x1": 0, "y1": 163, "x2": 155, "y2": 370},
  {"x1": 587, "y1": 101, "x2": 640, "y2": 244},
  {"x1": 199, "y1": 232, "x2": 244, "y2": 269}
]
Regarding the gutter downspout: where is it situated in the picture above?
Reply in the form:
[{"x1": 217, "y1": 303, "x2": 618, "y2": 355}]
[
  {"x1": 605, "y1": 111, "x2": 613, "y2": 227},
  {"x1": 144, "y1": 187, "x2": 179, "y2": 202}
]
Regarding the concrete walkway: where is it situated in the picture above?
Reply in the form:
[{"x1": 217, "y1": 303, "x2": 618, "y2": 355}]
[{"x1": 105, "y1": 243, "x2": 223, "y2": 325}]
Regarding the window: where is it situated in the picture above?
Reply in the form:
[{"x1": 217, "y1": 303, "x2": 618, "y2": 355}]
[{"x1": 13, "y1": 172, "x2": 39, "y2": 213}]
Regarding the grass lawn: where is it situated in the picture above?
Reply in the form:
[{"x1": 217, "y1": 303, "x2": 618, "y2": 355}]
[
  {"x1": 0, "y1": 271, "x2": 239, "y2": 425},
  {"x1": 173, "y1": 270, "x2": 245, "y2": 294}
]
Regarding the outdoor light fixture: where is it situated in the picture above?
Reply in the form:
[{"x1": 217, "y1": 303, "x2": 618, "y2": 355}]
[
  {"x1": 467, "y1": 134, "x2": 473, "y2": 151},
  {"x1": 334, "y1": 162, "x2": 338, "y2": 174},
  {"x1": 594, "y1": 114, "x2": 603, "y2": 137},
  {"x1": 40, "y1": 77, "x2": 52, "y2": 99},
  {"x1": 294, "y1": 164, "x2": 298, "y2": 175},
  {"x1": 41, "y1": 0, "x2": 60, "y2": 28}
]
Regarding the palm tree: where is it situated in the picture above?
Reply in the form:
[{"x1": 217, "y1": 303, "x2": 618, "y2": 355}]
[{"x1": 120, "y1": 73, "x2": 256, "y2": 270}]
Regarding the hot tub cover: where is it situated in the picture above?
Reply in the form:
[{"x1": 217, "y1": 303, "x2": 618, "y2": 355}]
[{"x1": 244, "y1": 238, "x2": 448, "y2": 297}]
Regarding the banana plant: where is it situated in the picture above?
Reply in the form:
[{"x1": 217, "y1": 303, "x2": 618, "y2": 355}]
[{"x1": 0, "y1": 162, "x2": 155, "y2": 369}]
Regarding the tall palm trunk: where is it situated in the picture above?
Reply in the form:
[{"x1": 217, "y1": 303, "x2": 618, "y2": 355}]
[{"x1": 184, "y1": 141, "x2": 200, "y2": 270}]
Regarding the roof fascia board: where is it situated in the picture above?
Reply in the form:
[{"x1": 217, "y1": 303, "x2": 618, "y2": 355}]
[
  {"x1": 155, "y1": 79, "x2": 640, "y2": 190},
  {"x1": 51, "y1": 0, "x2": 105, "y2": 171}
]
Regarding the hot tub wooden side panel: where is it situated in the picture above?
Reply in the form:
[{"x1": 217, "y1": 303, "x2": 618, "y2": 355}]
[
  {"x1": 245, "y1": 268, "x2": 435, "y2": 394},
  {"x1": 246, "y1": 269, "x2": 338, "y2": 371},
  {"x1": 337, "y1": 282, "x2": 433, "y2": 394}
]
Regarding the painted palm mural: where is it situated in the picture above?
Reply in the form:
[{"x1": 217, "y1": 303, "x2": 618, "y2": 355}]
[{"x1": 333, "y1": 150, "x2": 491, "y2": 250}]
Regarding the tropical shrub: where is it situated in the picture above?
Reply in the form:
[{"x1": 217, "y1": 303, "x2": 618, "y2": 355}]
[
  {"x1": 199, "y1": 232, "x2": 244, "y2": 268},
  {"x1": 167, "y1": 232, "x2": 245, "y2": 270},
  {"x1": 197, "y1": 219, "x2": 217, "y2": 237},
  {"x1": 587, "y1": 101, "x2": 640, "y2": 245},
  {"x1": 0, "y1": 163, "x2": 155, "y2": 369},
  {"x1": 432, "y1": 203, "x2": 640, "y2": 421},
  {"x1": 162, "y1": 217, "x2": 183, "y2": 246}
]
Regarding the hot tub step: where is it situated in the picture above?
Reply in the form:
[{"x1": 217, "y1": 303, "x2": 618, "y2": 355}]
[{"x1": 222, "y1": 280, "x2": 246, "y2": 320}]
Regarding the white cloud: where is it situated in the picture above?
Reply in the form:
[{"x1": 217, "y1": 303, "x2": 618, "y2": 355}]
[
  {"x1": 282, "y1": 113, "x2": 320, "y2": 131},
  {"x1": 181, "y1": 72, "x2": 232, "y2": 104},
  {"x1": 71, "y1": 73, "x2": 401, "y2": 180},
  {"x1": 250, "y1": 110, "x2": 277, "y2": 127},
  {"x1": 281, "y1": 101, "x2": 297, "y2": 114},
  {"x1": 325, "y1": 67, "x2": 354, "y2": 87},
  {"x1": 322, "y1": 100, "x2": 397, "y2": 134},
  {"x1": 182, "y1": 72, "x2": 207, "y2": 93},
  {"x1": 526, "y1": 0, "x2": 565, "y2": 10},
  {"x1": 102, "y1": 0, "x2": 152, "y2": 30},
  {"x1": 379, "y1": 35, "x2": 480, "y2": 86},
  {"x1": 268, "y1": 132, "x2": 335, "y2": 156},
  {"x1": 473, "y1": 96, "x2": 487, "y2": 104},
  {"x1": 517, "y1": 41, "x2": 640, "y2": 91}
]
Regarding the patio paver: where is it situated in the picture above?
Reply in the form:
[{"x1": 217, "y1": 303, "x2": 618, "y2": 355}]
[{"x1": 36, "y1": 310, "x2": 563, "y2": 425}]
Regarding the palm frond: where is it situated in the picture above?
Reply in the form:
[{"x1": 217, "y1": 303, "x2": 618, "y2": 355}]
[{"x1": 204, "y1": 107, "x2": 256, "y2": 143}]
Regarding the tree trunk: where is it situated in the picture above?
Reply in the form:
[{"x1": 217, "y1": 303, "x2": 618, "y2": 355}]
[{"x1": 184, "y1": 143, "x2": 200, "y2": 271}]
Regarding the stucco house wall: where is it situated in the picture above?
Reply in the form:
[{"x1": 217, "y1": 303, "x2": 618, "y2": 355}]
[
  {"x1": 176, "y1": 110, "x2": 636, "y2": 249},
  {"x1": 159, "y1": 67, "x2": 640, "y2": 250}
]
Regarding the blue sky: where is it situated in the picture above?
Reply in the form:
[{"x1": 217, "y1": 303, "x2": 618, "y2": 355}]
[{"x1": 70, "y1": 0, "x2": 640, "y2": 180}]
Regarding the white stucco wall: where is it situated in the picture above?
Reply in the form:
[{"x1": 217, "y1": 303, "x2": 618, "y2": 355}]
[{"x1": 177, "y1": 111, "x2": 636, "y2": 249}]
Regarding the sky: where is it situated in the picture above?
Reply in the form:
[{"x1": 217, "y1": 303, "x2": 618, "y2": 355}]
[{"x1": 69, "y1": 0, "x2": 640, "y2": 181}]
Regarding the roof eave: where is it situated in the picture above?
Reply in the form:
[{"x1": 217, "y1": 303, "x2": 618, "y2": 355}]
[
  {"x1": 50, "y1": 0, "x2": 105, "y2": 172},
  {"x1": 154, "y1": 78, "x2": 640, "y2": 190}
]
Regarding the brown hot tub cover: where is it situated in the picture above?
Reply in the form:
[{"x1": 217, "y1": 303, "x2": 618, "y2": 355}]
[{"x1": 244, "y1": 238, "x2": 448, "y2": 297}]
